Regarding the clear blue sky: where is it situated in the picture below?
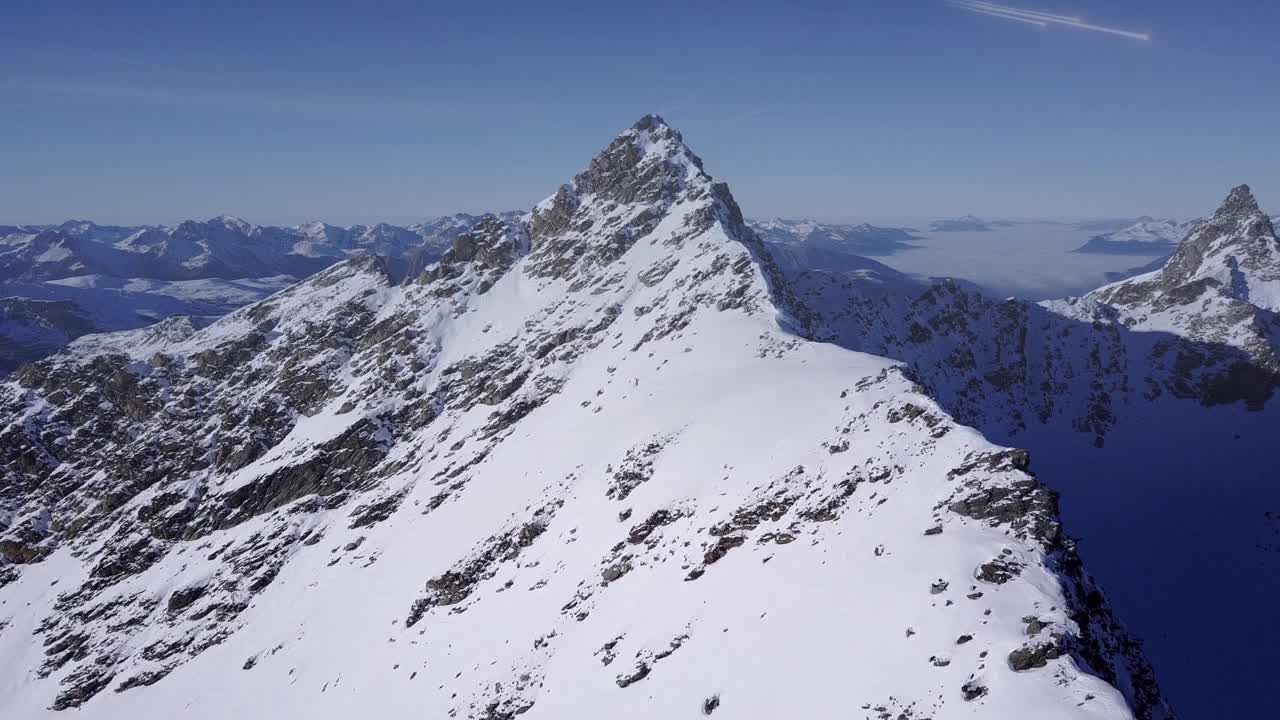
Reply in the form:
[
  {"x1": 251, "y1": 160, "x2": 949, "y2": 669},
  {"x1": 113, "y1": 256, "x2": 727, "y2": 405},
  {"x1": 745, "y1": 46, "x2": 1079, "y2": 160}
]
[{"x1": 2, "y1": 0, "x2": 1277, "y2": 225}]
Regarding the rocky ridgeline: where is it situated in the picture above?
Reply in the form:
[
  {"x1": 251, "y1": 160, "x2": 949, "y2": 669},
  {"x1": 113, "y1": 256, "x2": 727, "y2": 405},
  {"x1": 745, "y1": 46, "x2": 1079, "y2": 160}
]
[{"x1": 0, "y1": 116, "x2": 1172, "y2": 719}]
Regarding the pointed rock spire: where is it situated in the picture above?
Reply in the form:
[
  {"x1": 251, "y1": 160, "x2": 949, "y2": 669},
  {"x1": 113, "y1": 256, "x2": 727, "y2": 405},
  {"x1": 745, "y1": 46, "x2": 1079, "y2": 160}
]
[
  {"x1": 524, "y1": 114, "x2": 736, "y2": 282},
  {"x1": 1214, "y1": 184, "x2": 1261, "y2": 218},
  {"x1": 1154, "y1": 183, "x2": 1276, "y2": 292}
]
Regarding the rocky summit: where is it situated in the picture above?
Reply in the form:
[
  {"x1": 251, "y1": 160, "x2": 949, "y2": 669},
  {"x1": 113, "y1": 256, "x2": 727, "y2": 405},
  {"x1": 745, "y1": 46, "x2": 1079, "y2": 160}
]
[{"x1": 0, "y1": 115, "x2": 1229, "y2": 719}]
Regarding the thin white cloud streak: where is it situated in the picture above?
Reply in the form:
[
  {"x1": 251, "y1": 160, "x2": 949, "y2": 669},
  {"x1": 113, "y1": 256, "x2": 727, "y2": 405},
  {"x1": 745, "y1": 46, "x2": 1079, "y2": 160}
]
[
  {"x1": 962, "y1": 1, "x2": 1081, "y2": 24},
  {"x1": 950, "y1": 1, "x2": 1152, "y2": 41},
  {"x1": 960, "y1": 6, "x2": 1048, "y2": 27}
]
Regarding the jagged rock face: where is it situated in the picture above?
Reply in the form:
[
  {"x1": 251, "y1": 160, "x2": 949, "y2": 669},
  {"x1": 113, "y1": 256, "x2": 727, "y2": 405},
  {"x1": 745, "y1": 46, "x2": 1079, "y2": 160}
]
[
  {"x1": 527, "y1": 115, "x2": 729, "y2": 285},
  {"x1": 1158, "y1": 186, "x2": 1276, "y2": 291},
  {"x1": 416, "y1": 217, "x2": 529, "y2": 296},
  {"x1": 0, "y1": 117, "x2": 1169, "y2": 719}
]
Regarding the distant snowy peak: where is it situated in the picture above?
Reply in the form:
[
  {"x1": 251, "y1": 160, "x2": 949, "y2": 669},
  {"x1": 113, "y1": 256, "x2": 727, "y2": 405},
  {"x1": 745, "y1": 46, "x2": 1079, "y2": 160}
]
[
  {"x1": 0, "y1": 229, "x2": 99, "y2": 281},
  {"x1": 293, "y1": 221, "x2": 352, "y2": 249},
  {"x1": 929, "y1": 215, "x2": 1013, "y2": 232},
  {"x1": 527, "y1": 114, "x2": 758, "y2": 284},
  {"x1": 1104, "y1": 218, "x2": 1189, "y2": 243},
  {"x1": 1072, "y1": 217, "x2": 1195, "y2": 255},
  {"x1": 749, "y1": 218, "x2": 919, "y2": 257},
  {"x1": 53, "y1": 220, "x2": 140, "y2": 243}
]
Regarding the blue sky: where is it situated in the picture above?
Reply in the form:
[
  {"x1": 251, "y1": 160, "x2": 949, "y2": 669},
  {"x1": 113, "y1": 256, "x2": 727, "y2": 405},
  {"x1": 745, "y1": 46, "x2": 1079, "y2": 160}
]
[{"x1": 2, "y1": 0, "x2": 1277, "y2": 225}]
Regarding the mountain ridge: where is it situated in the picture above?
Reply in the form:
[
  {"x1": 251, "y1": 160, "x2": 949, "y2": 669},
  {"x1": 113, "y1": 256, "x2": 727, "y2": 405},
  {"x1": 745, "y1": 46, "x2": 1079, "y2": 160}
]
[{"x1": 0, "y1": 115, "x2": 1174, "y2": 719}]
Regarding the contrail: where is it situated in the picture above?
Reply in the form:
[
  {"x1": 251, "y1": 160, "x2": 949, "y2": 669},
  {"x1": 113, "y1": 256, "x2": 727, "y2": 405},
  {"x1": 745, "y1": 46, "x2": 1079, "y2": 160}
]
[
  {"x1": 949, "y1": 1, "x2": 1151, "y2": 41},
  {"x1": 961, "y1": 5, "x2": 1048, "y2": 27},
  {"x1": 962, "y1": 0, "x2": 1081, "y2": 24}
]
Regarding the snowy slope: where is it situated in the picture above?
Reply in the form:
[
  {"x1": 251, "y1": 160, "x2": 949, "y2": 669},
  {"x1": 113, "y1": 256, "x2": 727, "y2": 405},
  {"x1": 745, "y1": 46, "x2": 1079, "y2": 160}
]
[{"x1": 0, "y1": 117, "x2": 1169, "y2": 719}]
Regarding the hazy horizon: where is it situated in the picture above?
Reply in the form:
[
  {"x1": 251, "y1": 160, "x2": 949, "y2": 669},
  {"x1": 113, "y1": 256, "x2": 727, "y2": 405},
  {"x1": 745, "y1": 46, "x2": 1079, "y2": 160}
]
[{"x1": 0, "y1": 209, "x2": 1240, "y2": 230}]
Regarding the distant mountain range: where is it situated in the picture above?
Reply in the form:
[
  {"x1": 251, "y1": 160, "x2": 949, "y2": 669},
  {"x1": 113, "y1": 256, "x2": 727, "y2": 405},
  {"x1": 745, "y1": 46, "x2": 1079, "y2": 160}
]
[
  {"x1": 928, "y1": 215, "x2": 1017, "y2": 232},
  {"x1": 0, "y1": 214, "x2": 520, "y2": 284},
  {"x1": 0, "y1": 214, "x2": 516, "y2": 372},
  {"x1": 747, "y1": 218, "x2": 920, "y2": 255}
]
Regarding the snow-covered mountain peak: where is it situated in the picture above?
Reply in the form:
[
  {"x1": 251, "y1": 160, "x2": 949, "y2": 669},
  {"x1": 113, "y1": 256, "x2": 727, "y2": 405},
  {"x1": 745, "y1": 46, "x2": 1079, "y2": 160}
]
[
  {"x1": 0, "y1": 117, "x2": 1175, "y2": 720},
  {"x1": 1188, "y1": 183, "x2": 1273, "y2": 252},
  {"x1": 1070, "y1": 217, "x2": 1192, "y2": 255},
  {"x1": 295, "y1": 220, "x2": 342, "y2": 237},
  {"x1": 526, "y1": 114, "x2": 753, "y2": 287},
  {"x1": 1121, "y1": 183, "x2": 1280, "y2": 313},
  {"x1": 1215, "y1": 183, "x2": 1261, "y2": 218},
  {"x1": 211, "y1": 214, "x2": 253, "y2": 234},
  {"x1": 627, "y1": 113, "x2": 696, "y2": 158},
  {"x1": 560, "y1": 114, "x2": 708, "y2": 205}
]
